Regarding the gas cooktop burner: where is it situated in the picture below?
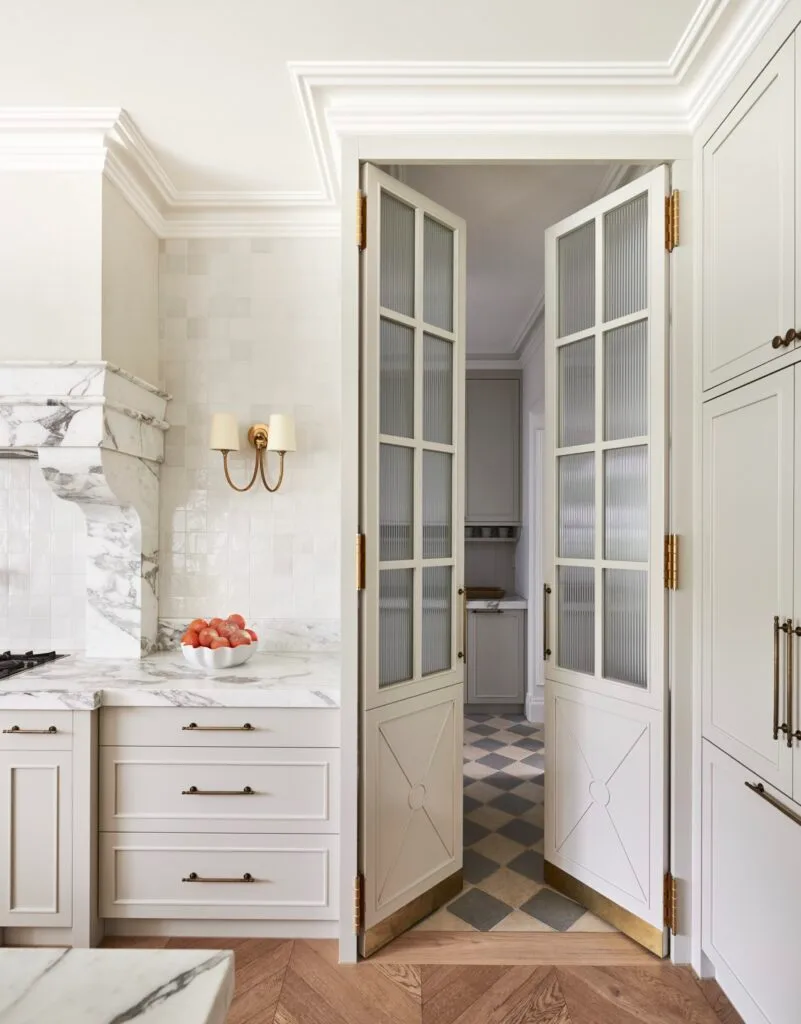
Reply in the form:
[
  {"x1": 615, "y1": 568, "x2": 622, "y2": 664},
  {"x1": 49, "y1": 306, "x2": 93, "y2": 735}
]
[{"x1": 0, "y1": 651, "x2": 65, "y2": 680}]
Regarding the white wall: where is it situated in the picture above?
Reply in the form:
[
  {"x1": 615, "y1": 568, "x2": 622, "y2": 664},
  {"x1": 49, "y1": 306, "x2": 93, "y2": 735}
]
[
  {"x1": 157, "y1": 236, "x2": 342, "y2": 649},
  {"x1": 0, "y1": 172, "x2": 103, "y2": 361},
  {"x1": 102, "y1": 179, "x2": 160, "y2": 384}
]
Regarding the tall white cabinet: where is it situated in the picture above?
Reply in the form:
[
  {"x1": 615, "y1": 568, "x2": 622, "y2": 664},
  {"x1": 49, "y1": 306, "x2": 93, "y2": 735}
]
[{"x1": 701, "y1": 26, "x2": 801, "y2": 1024}]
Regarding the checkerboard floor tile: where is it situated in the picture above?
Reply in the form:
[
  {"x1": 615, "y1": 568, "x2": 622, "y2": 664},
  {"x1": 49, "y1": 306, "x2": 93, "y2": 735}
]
[{"x1": 412, "y1": 712, "x2": 617, "y2": 935}]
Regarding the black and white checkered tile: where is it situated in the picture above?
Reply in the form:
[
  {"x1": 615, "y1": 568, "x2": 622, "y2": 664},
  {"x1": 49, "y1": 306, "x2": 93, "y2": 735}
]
[{"x1": 414, "y1": 713, "x2": 615, "y2": 933}]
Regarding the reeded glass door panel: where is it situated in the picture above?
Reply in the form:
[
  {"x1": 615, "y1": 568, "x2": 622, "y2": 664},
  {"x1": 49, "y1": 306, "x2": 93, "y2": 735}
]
[
  {"x1": 380, "y1": 319, "x2": 415, "y2": 438},
  {"x1": 559, "y1": 337, "x2": 595, "y2": 446},
  {"x1": 380, "y1": 444, "x2": 414, "y2": 561},
  {"x1": 422, "y1": 566, "x2": 452, "y2": 676},
  {"x1": 422, "y1": 450, "x2": 452, "y2": 559},
  {"x1": 424, "y1": 216, "x2": 454, "y2": 331},
  {"x1": 603, "y1": 568, "x2": 647, "y2": 687},
  {"x1": 379, "y1": 569, "x2": 414, "y2": 687},
  {"x1": 380, "y1": 193, "x2": 415, "y2": 317},
  {"x1": 558, "y1": 221, "x2": 595, "y2": 337},
  {"x1": 604, "y1": 192, "x2": 647, "y2": 321},
  {"x1": 423, "y1": 334, "x2": 453, "y2": 444},
  {"x1": 557, "y1": 566, "x2": 595, "y2": 675},
  {"x1": 558, "y1": 452, "x2": 595, "y2": 558},
  {"x1": 604, "y1": 446, "x2": 648, "y2": 562},
  {"x1": 604, "y1": 320, "x2": 647, "y2": 440}
]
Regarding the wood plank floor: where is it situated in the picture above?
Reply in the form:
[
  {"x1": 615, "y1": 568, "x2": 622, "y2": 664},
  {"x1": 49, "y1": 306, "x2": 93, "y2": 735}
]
[{"x1": 102, "y1": 935, "x2": 744, "y2": 1024}]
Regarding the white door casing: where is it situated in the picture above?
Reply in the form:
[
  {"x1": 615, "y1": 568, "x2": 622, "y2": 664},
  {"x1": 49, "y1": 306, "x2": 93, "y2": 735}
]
[
  {"x1": 543, "y1": 167, "x2": 669, "y2": 952},
  {"x1": 360, "y1": 165, "x2": 466, "y2": 947}
]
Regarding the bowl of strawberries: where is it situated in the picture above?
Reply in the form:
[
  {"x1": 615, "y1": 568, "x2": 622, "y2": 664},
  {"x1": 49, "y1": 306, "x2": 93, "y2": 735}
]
[{"x1": 180, "y1": 614, "x2": 258, "y2": 670}]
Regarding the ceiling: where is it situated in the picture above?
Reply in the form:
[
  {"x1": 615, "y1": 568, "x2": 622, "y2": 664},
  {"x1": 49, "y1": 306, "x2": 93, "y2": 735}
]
[
  {"x1": 401, "y1": 163, "x2": 621, "y2": 356},
  {"x1": 0, "y1": 0, "x2": 702, "y2": 194}
]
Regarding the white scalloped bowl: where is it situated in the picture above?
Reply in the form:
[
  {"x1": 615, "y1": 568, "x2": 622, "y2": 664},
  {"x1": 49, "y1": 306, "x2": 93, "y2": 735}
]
[{"x1": 181, "y1": 643, "x2": 255, "y2": 671}]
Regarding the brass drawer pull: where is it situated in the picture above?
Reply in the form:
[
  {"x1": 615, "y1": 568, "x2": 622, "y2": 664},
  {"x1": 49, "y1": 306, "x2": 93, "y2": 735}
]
[
  {"x1": 745, "y1": 781, "x2": 801, "y2": 828},
  {"x1": 182, "y1": 872, "x2": 255, "y2": 883},
  {"x1": 771, "y1": 328, "x2": 798, "y2": 349},
  {"x1": 182, "y1": 722, "x2": 254, "y2": 732},
  {"x1": 2, "y1": 725, "x2": 58, "y2": 735},
  {"x1": 543, "y1": 584, "x2": 552, "y2": 659},
  {"x1": 182, "y1": 785, "x2": 255, "y2": 796}
]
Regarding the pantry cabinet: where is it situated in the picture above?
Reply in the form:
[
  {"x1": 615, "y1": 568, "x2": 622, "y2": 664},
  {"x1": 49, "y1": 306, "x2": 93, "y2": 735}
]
[
  {"x1": 465, "y1": 373, "x2": 521, "y2": 524},
  {"x1": 466, "y1": 608, "x2": 526, "y2": 705}
]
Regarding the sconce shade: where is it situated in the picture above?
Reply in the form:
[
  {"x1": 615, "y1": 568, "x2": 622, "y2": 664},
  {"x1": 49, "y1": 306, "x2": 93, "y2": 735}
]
[
  {"x1": 209, "y1": 413, "x2": 240, "y2": 451},
  {"x1": 267, "y1": 414, "x2": 297, "y2": 452}
]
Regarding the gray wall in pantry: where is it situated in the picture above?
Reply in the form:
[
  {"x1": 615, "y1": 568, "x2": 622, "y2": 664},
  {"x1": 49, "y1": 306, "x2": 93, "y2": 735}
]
[{"x1": 465, "y1": 542, "x2": 517, "y2": 593}]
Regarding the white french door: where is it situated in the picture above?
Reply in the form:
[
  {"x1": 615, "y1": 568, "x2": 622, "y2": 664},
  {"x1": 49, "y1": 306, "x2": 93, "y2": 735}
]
[
  {"x1": 359, "y1": 165, "x2": 466, "y2": 956},
  {"x1": 543, "y1": 167, "x2": 669, "y2": 956}
]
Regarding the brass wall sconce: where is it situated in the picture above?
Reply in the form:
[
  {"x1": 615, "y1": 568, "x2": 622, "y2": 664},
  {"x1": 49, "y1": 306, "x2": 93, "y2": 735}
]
[{"x1": 209, "y1": 413, "x2": 296, "y2": 493}]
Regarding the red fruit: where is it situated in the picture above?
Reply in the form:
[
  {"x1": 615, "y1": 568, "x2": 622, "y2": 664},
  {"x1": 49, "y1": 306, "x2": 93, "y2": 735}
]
[
  {"x1": 227, "y1": 613, "x2": 246, "y2": 630},
  {"x1": 230, "y1": 632, "x2": 252, "y2": 647},
  {"x1": 216, "y1": 621, "x2": 237, "y2": 639},
  {"x1": 181, "y1": 630, "x2": 200, "y2": 648},
  {"x1": 210, "y1": 637, "x2": 231, "y2": 649},
  {"x1": 198, "y1": 627, "x2": 220, "y2": 647},
  {"x1": 209, "y1": 617, "x2": 226, "y2": 630},
  {"x1": 188, "y1": 618, "x2": 209, "y2": 632},
  {"x1": 245, "y1": 628, "x2": 258, "y2": 642}
]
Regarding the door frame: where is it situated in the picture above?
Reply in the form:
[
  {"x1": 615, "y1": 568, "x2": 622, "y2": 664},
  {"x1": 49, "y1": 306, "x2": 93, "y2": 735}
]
[{"x1": 340, "y1": 134, "x2": 694, "y2": 966}]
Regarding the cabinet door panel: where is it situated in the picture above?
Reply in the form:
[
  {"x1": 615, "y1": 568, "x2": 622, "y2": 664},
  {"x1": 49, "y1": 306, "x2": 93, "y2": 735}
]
[
  {"x1": 703, "y1": 371, "x2": 794, "y2": 793},
  {"x1": 702, "y1": 38, "x2": 795, "y2": 389},
  {"x1": 0, "y1": 749, "x2": 72, "y2": 927},
  {"x1": 702, "y1": 741, "x2": 801, "y2": 1024},
  {"x1": 466, "y1": 377, "x2": 520, "y2": 524},
  {"x1": 467, "y1": 610, "x2": 525, "y2": 704}
]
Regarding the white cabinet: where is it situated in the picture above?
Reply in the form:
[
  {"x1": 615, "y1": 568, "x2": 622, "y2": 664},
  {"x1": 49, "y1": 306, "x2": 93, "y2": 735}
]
[
  {"x1": 702, "y1": 37, "x2": 796, "y2": 389},
  {"x1": 0, "y1": 716, "x2": 73, "y2": 929},
  {"x1": 466, "y1": 608, "x2": 526, "y2": 705},
  {"x1": 466, "y1": 374, "x2": 521, "y2": 524},
  {"x1": 702, "y1": 741, "x2": 801, "y2": 1024}
]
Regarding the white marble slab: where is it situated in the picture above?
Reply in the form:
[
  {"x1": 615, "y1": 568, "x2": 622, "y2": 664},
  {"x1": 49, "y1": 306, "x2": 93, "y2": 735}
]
[
  {"x1": 0, "y1": 651, "x2": 341, "y2": 710},
  {"x1": 0, "y1": 947, "x2": 233, "y2": 1024},
  {"x1": 466, "y1": 594, "x2": 528, "y2": 611}
]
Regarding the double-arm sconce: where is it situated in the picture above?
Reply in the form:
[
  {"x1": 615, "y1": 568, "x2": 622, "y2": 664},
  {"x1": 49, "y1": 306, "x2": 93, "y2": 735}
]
[{"x1": 209, "y1": 413, "x2": 296, "y2": 493}]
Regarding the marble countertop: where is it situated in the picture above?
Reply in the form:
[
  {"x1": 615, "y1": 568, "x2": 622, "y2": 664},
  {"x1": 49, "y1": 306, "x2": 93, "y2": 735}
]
[
  {"x1": 0, "y1": 651, "x2": 341, "y2": 710},
  {"x1": 466, "y1": 593, "x2": 527, "y2": 610},
  {"x1": 0, "y1": 947, "x2": 234, "y2": 1024}
]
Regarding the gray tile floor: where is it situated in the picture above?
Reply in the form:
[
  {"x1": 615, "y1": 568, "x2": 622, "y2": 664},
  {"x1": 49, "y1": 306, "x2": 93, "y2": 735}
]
[{"x1": 413, "y1": 712, "x2": 617, "y2": 933}]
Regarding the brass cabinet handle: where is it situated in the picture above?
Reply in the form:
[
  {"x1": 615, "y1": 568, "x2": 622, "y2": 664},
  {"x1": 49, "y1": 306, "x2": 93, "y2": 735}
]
[
  {"x1": 2, "y1": 725, "x2": 58, "y2": 735},
  {"x1": 457, "y1": 587, "x2": 466, "y2": 664},
  {"x1": 771, "y1": 328, "x2": 798, "y2": 349},
  {"x1": 774, "y1": 616, "x2": 782, "y2": 740},
  {"x1": 181, "y1": 785, "x2": 255, "y2": 796},
  {"x1": 786, "y1": 618, "x2": 795, "y2": 748},
  {"x1": 543, "y1": 584, "x2": 552, "y2": 659},
  {"x1": 745, "y1": 781, "x2": 801, "y2": 828},
  {"x1": 182, "y1": 722, "x2": 254, "y2": 732},
  {"x1": 181, "y1": 872, "x2": 255, "y2": 883}
]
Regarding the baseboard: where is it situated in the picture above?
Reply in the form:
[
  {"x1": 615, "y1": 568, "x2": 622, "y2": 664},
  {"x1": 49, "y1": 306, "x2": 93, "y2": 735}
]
[
  {"x1": 103, "y1": 919, "x2": 338, "y2": 939},
  {"x1": 525, "y1": 693, "x2": 544, "y2": 723},
  {"x1": 2, "y1": 925, "x2": 88, "y2": 947}
]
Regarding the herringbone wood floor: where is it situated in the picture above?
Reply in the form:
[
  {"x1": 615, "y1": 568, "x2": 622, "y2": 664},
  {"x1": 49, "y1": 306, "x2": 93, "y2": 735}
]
[{"x1": 102, "y1": 936, "x2": 743, "y2": 1024}]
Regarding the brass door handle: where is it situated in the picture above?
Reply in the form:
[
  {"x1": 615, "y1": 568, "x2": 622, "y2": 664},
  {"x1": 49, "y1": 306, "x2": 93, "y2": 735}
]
[
  {"x1": 543, "y1": 584, "x2": 552, "y2": 659},
  {"x1": 182, "y1": 722, "x2": 254, "y2": 732},
  {"x1": 745, "y1": 781, "x2": 801, "y2": 828},
  {"x1": 773, "y1": 615, "x2": 783, "y2": 740},
  {"x1": 181, "y1": 785, "x2": 255, "y2": 796},
  {"x1": 782, "y1": 620, "x2": 801, "y2": 745},
  {"x1": 181, "y1": 872, "x2": 255, "y2": 883},
  {"x1": 771, "y1": 328, "x2": 798, "y2": 349},
  {"x1": 2, "y1": 725, "x2": 58, "y2": 735}
]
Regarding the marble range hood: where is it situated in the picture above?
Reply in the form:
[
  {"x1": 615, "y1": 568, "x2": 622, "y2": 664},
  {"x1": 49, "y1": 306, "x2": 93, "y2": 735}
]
[{"x1": 0, "y1": 361, "x2": 169, "y2": 657}]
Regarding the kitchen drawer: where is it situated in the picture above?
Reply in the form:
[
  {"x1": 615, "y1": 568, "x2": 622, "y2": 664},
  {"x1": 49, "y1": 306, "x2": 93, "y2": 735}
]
[
  {"x1": 100, "y1": 746, "x2": 339, "y2": 833},
  {"x1": 0, "y1": 710, "x2": 73, "y2": 750},
  {"x1": 100, "y1": 832, "x2": 338, "y2": 920},
  {"x1": 100, "y1": 707, "x2": 338, "y2": 749}
]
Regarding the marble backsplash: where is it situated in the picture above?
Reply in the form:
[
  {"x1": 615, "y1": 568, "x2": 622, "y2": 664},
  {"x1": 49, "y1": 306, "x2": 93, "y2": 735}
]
[{"x1": 157, "y1": 617, "x2": 340, "y2": 652}]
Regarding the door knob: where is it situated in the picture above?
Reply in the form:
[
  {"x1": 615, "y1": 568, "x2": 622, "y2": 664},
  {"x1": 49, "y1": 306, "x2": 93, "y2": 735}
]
[{"x1": 771, "y1": 329, "x2": 798, "y2": 349}]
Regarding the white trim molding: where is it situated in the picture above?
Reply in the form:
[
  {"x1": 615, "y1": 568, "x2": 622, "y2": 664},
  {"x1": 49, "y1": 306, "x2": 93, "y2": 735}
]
[{"x1": 0, "y1": 0, "x2": 786, "y2": 236}]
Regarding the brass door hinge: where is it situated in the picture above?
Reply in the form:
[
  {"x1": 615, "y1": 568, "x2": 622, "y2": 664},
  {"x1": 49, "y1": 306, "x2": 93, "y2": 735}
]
[
  {"x1": 354, "y1": 873, "x2": 364, "y2": 933},
  {"x1": 664, "y1": 534, "x2": 679, "y2": 591},
  {"x1": 356, "y1": 534, "x2": 366, "y2": 590},
  {"x1": 664, "y1": 872, "x2": 678, "y2": 934},
  {"x1": 357, "y1": 191, "x2": 367, "y2": 250},
  {"x1": 665, "y1": 190, "x2": 680, "y2": 253}
]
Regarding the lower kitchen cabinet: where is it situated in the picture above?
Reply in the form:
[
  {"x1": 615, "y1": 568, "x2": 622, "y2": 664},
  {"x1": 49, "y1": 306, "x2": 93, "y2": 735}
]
[
  {"x1": 702, "y1": 741, "x2": 801, "y2": 1024},
  {"x1": 466, "y1": 608, "x2": 526, "y2": 705}
]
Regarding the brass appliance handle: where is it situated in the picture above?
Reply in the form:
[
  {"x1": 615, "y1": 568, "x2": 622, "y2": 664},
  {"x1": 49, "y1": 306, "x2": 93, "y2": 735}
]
[
  {"x1": 773, "y1": 615, "x2": 781, "y2": 740},
  {"x1": 457, "y1": 587, "x2": 466, "y2": 664},
  {"x1": 181, "y1": 872, "x2": 255, "y2": 883},
  {"x1": 745, "y1": 781, "x2": 801, "y2": 828},
  {"x1": 182, "y1": 722, "x2": 254, "y2": 732},
  {"x1": 786, "y1": 618, "x2": 795, "y2": 748},
  {"x1": 2, "y1": 725, "x2": 58, "y2": 735},
  {"x1": 181, "y1": 785, "x2": 255, "y2": 796},
  {"x1": 543, "y1": 584, "x2": 552, "y2": 659}
]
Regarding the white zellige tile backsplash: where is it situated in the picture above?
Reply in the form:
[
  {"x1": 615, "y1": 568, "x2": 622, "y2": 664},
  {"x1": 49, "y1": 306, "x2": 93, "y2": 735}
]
[{"x1": 157, "y1": 236, "x2": 342, "y2": 649}]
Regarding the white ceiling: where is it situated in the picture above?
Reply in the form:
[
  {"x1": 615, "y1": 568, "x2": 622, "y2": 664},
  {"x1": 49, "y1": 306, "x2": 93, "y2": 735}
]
[
  {"x1": 401, "y1": 163, "x2": 619, "y2": 356},
  {"x1": 0, "y1": 0, "x2": 701, "y2": 194}
]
